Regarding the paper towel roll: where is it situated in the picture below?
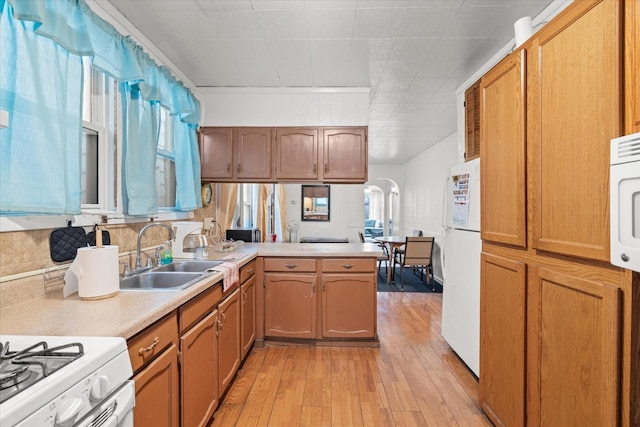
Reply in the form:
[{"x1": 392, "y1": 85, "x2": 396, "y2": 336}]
[
  {"x1": 514, "y1": 16, "x2": 533, "y2": 47},
  {"x1": 75, "y1": 245, "x2": 120, "y2": 300}
]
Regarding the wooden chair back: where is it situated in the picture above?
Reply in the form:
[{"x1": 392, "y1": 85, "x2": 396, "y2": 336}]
[{"x1": 402, "y1": 236, "x2": 434, "y2": 267}]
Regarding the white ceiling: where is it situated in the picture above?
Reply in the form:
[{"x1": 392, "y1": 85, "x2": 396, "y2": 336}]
[{"x1": 106, "y1": 0, "x2": 553, "y2": 165}]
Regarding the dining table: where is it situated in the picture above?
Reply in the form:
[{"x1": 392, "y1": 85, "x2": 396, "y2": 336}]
[{"x1": 374, "y1": 235, "x2": 407, "y2": 284}]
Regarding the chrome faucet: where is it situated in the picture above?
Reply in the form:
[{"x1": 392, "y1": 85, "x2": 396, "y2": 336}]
[{"x1": 135, "y1": 223, "x2": 176, "y2": 271}]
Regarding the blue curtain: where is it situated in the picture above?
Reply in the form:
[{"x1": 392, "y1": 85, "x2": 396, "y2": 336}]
[
  {"x1": 0, "y1": 1, "x2": 83, "y2": 214},
  {"x1": 1, "y1": 0, "x2": 201, "y2": 215},
  {"x1": 121, "y1": 83, "x2": 160, "y2": 216},
  {"x1": 174, "y1": 118, "x2": 202, "y2": 211}
]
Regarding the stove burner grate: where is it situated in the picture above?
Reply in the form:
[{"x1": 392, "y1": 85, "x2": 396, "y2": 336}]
[{"x1": 0, "y1": 340, "x2": 84, "y2": 404}]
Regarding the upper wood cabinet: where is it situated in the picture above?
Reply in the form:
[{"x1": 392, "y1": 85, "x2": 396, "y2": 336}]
[
  {"x1": 322, "y1": 128, "x2": 367, "y2": 182},
  {"x1": 201, "y1": 126, "x2": 368, "y2": 183},
  {"x1": 200, "y1": 128, "x2": 234, "y2": 180},
  {"x1": 275, "y1": 128, "x2": 320, "y2": 180},
  {"x1": 480, "y1": 51, "x2": 527, "y2": 248},
  {"x1": 199, "y1": 127, "x2": 273, "y2": 182},
  {"x1": 464, "y1": 79, "x2": 481, "y2": 161},
  {"x1": 528, "y1": 0, "x2": 621, "y2": 262},
  {"x1": 625, "y1": 0, "x2": 640, "y2": 133}
]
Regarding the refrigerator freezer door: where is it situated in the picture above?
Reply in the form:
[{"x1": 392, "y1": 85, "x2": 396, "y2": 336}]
[
  {"x1": 446, "y1": 158, "x2": 480, "y2": 232},
  {"x1": 441, "y1": 227, "x2": 481, "y2": 376}
]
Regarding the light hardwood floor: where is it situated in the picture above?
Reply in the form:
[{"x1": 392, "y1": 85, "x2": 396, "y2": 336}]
[{"x1": 212, "y1": 292, "x2": 491, "y2": 426}]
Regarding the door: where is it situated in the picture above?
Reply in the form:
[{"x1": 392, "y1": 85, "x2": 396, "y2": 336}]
[
  {"x1": 199, "y1": 127, "x2": 233, "y2": 180},
  {"x1": 180, "y1": 310, "x2": 218, "y2": 427},
  {"x1": 275, "y1": 128, "x2": 319, "y2": 180},
  {"x1": 240, "y1": 275, "x2": 256, "y2": 358},
  {"x1": 480, "y1": 50, "x2": 527, "y2": 248},
  {"x1": 625, "y1": 0, "x2": 640, "y2": 133},
  {"x1": 533, "y1": 268, "x2": 620, "y2": 426},
  {"x1": 322, "y1": 128, "x2": 367, "y2": 182},
  {"x1": 322, "y1": 273, "x2": 376, "y2": 338},
  {"x1": 479, "y1": 252, "x2": 527, "y2": 427},
  {"x1": 236, "y1": 128, "x2": 273, "y2": 180},
  {"x1": 218, "y1": 289, "x2": 241, "y2": 395},
  {"x1": 264, "y1": 273, "x2": 317, "y2": 338}
]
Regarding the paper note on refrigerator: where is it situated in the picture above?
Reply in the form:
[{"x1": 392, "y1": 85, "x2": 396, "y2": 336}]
[{"x1": 452, "y1": 173, "x2": 470, "y2": 227}]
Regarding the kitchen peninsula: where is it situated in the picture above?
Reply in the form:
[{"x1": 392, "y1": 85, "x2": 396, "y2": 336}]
[{"x1": 0, "y1": 242, "x2": 382, "y2": 427}]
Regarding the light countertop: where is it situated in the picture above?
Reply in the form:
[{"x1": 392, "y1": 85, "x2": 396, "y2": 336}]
[{"x1": 0, "y1": 243, "x2": 382, "y2": 339}]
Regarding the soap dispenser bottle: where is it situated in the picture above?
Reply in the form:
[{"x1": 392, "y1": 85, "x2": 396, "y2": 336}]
[{"x1": 161, "y1": 240, "x2": 173, "y2": 265}]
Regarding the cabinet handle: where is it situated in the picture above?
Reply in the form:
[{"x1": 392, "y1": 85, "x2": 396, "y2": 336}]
[
  {"x1": 313, "y1": 164, "x2": 317, "y2": 174},
  {"x1": 215, "y1": 319, "x2": 221, "y2": 336},
  {"x1": 285, "y1": 263, "x2": 298, "y2": 269},
  {"x1": 226, "y1": 163, "x2": 231, "y2": 173},
  {"x1": 242, "y1": 290, "x2": 247, "y2": 302},
  {"x1": 324, "y1": 164, "x2": 328, "y2": 173},
  {"x1": 138, "y1": 337, "x2": 160, "y2": 356},
  {"x1": 246, "y1": 268, "x2": 254, "y2": 275},
  {"x1": 342, "y1": 264, "x2": 354, "y2": 269},
  {"x1": 323, "y1": 279, "x2": 325, "y2": 292},
  {"x1": 221, "y1": 311, "x2": 226, "y2": 327},
  {"x1": 237, "y1": 163, "x2": 240, "y2": 173},
  {"x1": 312, "y1": 279, "x2": 316, "y2": 293}
]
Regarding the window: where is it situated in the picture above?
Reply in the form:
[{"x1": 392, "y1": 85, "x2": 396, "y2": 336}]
[
  {"x1": 233, "y1": 183, "x2": 256, "y2": 229},
  {"x1": 156, "y1": 107, "x2": 176, "y2": 209},
  {"x1": 81, "y1": 58, "x2": 114, "y2": 211}
]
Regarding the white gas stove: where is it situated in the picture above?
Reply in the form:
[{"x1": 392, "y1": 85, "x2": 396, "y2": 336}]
[{"x1": 0, "y1": 335, "x2": 134, "y2": 427}]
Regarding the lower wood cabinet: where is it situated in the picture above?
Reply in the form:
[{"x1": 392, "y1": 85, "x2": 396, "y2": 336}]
[
  {"x1": 218, "y1": 288, "x2": 241, "y2": 396},
  {"x1": 262, "y1": 257, "x2": 377, "y2": 341},
  {"x1": 480, "y1": 245, "x2": 631, "y2": 426},
  {"x1": 240, "y1": 275, "x2": 256, "y2": 358}
]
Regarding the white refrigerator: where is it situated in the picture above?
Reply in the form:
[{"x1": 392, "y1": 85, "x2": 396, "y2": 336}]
[{"x1": 441, "y1": 157, "x2": 481, "y2": 377}]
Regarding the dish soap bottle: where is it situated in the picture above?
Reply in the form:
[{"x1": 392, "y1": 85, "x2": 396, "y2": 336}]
[{"x1": 161, "y1": 240, "x2": 173, "y2": 265}]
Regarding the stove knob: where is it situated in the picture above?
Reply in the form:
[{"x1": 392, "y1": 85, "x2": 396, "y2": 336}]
[
  {"x1": 90, "y1": 375, "x2": 111, "y2": 401},
  {"x1": 55, "y1": 397, "x2": 83, "y2": 427}
]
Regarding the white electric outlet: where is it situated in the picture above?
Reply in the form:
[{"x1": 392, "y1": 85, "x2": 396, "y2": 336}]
[{"x1": 203, "y1": 217, "x2": 214, "y2": 230}]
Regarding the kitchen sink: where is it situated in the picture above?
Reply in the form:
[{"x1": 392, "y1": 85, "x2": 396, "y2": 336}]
[
  {"x1": 154, "y1": 260, "x2": 224, "y2": 273},
  {"x1": 119, "y1": 271, "x2": 205, "y2": 291}
]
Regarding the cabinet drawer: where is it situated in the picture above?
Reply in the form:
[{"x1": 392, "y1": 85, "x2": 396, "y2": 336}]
[
  {"x1": 128, "y1": 312, "x2": 178, "y2": 373},
  {"x1": 322, "y1": 258, "x2": 374, "y2": 273},
  {"x1": 240, "y1": 259, "x2": 256, "y2": 283},
  {"x1": 179, "y1": 283, "x2": 223, "y2": 333},
  {"x1": 264, "y1": 258, "x2": 316, "y2": 272}
]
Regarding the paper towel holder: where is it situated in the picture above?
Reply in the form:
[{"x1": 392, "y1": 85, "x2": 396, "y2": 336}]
[{"x1": 514, "y1": 16, "x2": 533, "y2": 47}]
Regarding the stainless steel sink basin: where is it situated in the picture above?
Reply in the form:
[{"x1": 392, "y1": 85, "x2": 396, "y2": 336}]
[
  {"x1": 154, "y1": 260, "x2": 224, "y2": 273},
  {"x1": 120, "y1": 272, "x2": 205, "y2": 291}
]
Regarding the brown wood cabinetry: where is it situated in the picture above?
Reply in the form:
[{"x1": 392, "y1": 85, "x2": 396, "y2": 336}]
[
  {"x1": 262, "y1": 257, "x2": 377, "y2": 341},
  {"x1": 275, "y1": 128, "x2": 320, "y2": 180},
  {"x1": 178, "y1": 285, "x2": 222, "y2": 427},
  {"x1": 201, "y1": 126, "x2": 368, "y2": 183},
  {"x1": 264, "y1": 258, "x2": 318, "y2": 338},
  {"x1": 464, "y1": 79, "x2": 481, "y2": 161},
  {"x1": 321, "y1": 128, "x2": 367, "y2": 182},
  {"x1": 479, "y1": 2, "x2": 639, "y2": 426},
  {"x1": 626, "y1": 0, "x2": 640, "y2": 133},
  {"x1": 128, "y1": 313, "x2": 180, "y2": 427},
  {"x1": 480, "y1": 50, "x2": 526, "y2": 248},
  {"x1": 217, "y1": 288, "x2": 241, "y2": 396},
  {"x1": 200, "y1": 127, "x2": 273, "y2": 182},
  {"x1": 240, "y1": 275, "x2": 256, "y2": 358},
  {"x1": 321, "y1": 258, "x2": 376, "y2": 338}
]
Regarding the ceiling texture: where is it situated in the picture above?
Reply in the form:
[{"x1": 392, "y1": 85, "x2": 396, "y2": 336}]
[{"x1": 106, "y1": 0, "x2": 553, "y2": 165}]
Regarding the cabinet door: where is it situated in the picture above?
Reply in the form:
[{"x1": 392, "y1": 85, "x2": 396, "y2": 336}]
[
  {"x1": 236, "y1": 128, "x2": 273, "y2": 180},
  {"x1": 480, "y1": 51, "x2": 526, "y2": 248},
  {"x1": 240, "y1": 275, "x2": 256, "y2": 358},
  {"x1": 264, "y1": 273, "x2": 317, "y2": 338},
  {"x1": 532, "y1": 268, "x2": 620, "y2": 426},
  {"x1": 179, "y1": 310, "x2": 218, "y2": 427},
  {"x1": 133, "y1": 344, "x2": 179, "y2": 427},
  {"x1": 626, "y1": 0, "x2": 640, "y2": 133},
  {"x1": 275, "y1": 128, "x2": 319, "y2": 180},
  {"x1": 465, "y1": 79, "x2": 481, "y2": 161},
  {"x1": 322, "y1": 273, "x2": 376, "y2": 338},
  {"x1": 200, "y1": 127, "x2": 234, "y2": 180},
  {"x1": 218, "y1": 289, "x2": 241, "y2": 396},
  {"x1": 321, "y1": 128, "x2": 367, "y2": 182},
  {"x1": 528, "y1": 0, "x2": 621, "y2": 261},
  {"x1": 479, "y1": 252, "x2": 527, "y2": 427}
]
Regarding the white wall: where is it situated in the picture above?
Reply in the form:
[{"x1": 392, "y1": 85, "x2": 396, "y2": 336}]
[{"x1": 283, "y1": 183, "x2": 365, "y2": 242}]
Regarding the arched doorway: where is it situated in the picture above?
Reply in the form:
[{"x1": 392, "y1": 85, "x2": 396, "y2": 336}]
[{"x1": 364, "y1": 178, "x2": 399, "y2": 239}]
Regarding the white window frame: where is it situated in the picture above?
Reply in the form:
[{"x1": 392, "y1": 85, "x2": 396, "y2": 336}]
[{"x1": 0, "y1": 67, "x2": 193, "y2": 232}]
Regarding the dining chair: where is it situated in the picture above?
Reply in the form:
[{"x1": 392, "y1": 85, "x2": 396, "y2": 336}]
[
  {"x1": 358, "y1": 231, "x2": 365, "y2": 243},
  {"x1": 393, "y1": 229, "x2": 423, "y2": 265},
  {"x1": 393, "y1": 236, "x2": 434, "y2": 291}
]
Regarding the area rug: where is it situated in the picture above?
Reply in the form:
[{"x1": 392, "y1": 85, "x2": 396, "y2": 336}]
[{"x1": 377, "y1": 266, "x2": 443, "y2": 293}]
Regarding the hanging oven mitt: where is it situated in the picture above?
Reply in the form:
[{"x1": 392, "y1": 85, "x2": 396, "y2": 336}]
[{"x1": 49, "y1": 221, "x2": 88, "y2": 262}]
